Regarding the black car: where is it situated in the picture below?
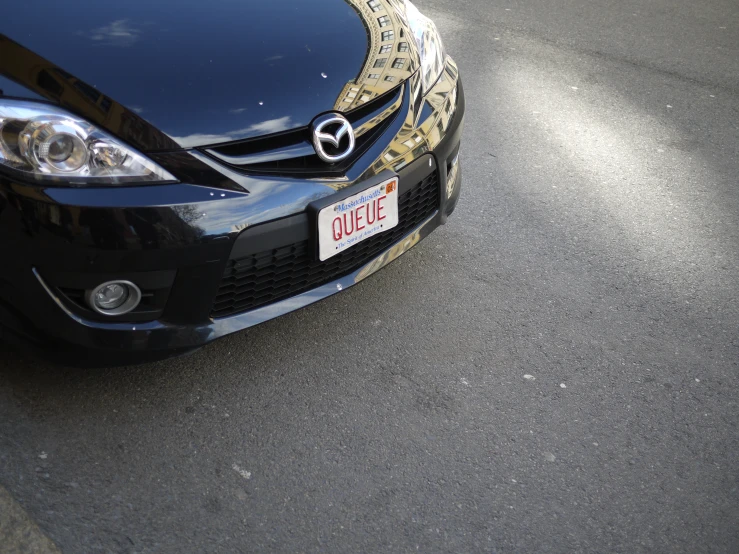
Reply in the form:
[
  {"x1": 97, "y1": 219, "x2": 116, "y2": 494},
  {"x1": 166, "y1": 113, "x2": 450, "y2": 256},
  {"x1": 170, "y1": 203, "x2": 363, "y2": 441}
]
[{"x1": 0, "y1": 0, "x2": 464, "y2": 365}]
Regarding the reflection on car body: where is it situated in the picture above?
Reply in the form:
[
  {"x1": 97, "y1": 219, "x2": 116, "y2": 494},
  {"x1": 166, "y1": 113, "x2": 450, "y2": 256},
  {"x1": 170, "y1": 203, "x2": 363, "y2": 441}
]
[{"x1": 0, "y1": 0, "x2": 465, "y2": 365}]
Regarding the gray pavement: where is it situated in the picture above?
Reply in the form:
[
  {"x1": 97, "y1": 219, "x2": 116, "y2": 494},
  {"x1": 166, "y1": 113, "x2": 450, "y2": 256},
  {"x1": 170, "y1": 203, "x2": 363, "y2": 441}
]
[
  {"x1": 1, "y1": 0, "x2": 738, "y2": 552},
  {"x1": 0, "y1": 486, "x2": 61, "y2": 553}
]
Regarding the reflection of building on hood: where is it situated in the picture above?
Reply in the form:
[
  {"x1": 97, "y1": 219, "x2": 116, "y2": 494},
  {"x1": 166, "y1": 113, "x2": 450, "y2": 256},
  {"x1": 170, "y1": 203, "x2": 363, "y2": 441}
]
[{"x1": 335, "y1": 0, "x2": 416, "y2": 111}]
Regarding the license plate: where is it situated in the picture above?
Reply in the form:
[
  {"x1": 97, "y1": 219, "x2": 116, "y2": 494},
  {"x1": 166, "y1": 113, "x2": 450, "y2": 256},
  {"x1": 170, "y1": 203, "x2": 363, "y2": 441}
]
[{"x1": 317, "y1": 177, "x2": 399, "y2": 261}]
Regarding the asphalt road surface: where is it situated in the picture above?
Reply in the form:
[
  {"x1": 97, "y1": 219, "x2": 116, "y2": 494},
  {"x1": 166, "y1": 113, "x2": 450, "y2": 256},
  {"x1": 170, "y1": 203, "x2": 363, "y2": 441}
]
[{"x1": 1, "y1": 0, "x2": 737, "y2": 552}]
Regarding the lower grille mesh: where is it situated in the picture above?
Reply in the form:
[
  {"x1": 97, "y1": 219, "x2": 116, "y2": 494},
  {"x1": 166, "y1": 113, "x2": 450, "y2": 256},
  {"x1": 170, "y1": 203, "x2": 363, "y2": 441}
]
[{"x1": 211, "y1": 173, "x2": 439, "y2": 318}]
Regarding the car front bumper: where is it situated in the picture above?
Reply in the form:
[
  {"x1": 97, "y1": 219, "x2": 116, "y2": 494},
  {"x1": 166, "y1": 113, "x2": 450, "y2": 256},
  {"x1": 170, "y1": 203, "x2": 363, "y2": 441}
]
[{"x1": 0, "y1": 64, "x2": 465, "y2": 366}]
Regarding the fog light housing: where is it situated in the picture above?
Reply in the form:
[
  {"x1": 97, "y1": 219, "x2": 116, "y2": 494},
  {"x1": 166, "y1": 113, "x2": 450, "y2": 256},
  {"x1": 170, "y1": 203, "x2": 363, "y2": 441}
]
[{"x1": 86, "y1": 280, "x2": 141, "y2": 316}]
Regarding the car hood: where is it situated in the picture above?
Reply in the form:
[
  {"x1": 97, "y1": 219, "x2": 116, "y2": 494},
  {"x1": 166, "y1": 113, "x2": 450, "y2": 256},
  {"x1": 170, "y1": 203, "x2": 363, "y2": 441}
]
[{"x1": 0, "y1": 0, "x2": 416, "y2": 151}]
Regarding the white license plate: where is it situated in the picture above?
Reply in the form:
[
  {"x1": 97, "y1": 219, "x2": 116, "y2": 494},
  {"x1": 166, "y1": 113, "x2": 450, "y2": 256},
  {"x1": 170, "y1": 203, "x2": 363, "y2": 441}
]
[{"x1": 317, "y1": 177, "x2": 399, "y2": 261}]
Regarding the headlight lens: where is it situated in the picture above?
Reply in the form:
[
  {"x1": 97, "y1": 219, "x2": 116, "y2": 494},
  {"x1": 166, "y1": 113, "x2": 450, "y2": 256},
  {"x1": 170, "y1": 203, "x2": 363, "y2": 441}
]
[
  {"x1": 403, "y1": 0, "x2": 447, "y2": 95},
  {"x1": 0, "y1": 100, "x2": 176, "y2": 185}
]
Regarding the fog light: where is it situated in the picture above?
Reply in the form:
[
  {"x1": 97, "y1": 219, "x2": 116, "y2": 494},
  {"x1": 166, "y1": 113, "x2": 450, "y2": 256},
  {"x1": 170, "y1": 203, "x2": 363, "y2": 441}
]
[
  {"x1": 95, "y1": 283, "x2": 128, "y2": 309},
  {"x1": 86, "y1": 280, "x2": 141, "y2": 316}
]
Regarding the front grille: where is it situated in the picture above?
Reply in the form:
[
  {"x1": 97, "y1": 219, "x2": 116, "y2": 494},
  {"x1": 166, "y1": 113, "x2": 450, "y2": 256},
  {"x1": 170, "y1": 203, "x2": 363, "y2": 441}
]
[
  {"x1": 202, "y1": 84, "x2": 403, "y2": 178},
  {"x1": 211, "y1": 172, "x2": 439, "y2": 318}
]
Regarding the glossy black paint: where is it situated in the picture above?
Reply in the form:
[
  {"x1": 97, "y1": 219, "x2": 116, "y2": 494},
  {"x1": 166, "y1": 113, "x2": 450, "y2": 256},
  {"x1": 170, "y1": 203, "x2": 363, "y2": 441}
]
[
  {"x1": 0, "y1": 0, "x2": 465, "y2": 365},
  {"x1": 1, "y1": 0, "x2": 416, "y2": 150}
]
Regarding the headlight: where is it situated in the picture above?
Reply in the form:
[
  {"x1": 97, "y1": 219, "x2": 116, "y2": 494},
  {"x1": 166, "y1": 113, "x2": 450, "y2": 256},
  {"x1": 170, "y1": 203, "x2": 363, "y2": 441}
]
[
  {"x1": 403, "y1": 0, "x2": 447, "y2": 95},
  {"x1": 0, "y1": 100, "x2": 176, "y2": 185}
]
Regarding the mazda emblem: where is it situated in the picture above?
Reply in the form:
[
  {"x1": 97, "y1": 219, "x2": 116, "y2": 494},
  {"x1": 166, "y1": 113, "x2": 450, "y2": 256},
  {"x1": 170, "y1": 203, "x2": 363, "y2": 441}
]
[{"x1": 311, "y1": 113, "x2": 355, "y2": 163}]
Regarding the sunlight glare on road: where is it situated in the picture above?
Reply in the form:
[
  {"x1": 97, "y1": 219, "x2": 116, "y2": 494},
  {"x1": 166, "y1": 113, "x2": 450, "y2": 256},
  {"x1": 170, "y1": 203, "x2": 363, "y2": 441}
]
[{"x1": 501, "y1": 60, "x2": 735, "y2": 297}]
